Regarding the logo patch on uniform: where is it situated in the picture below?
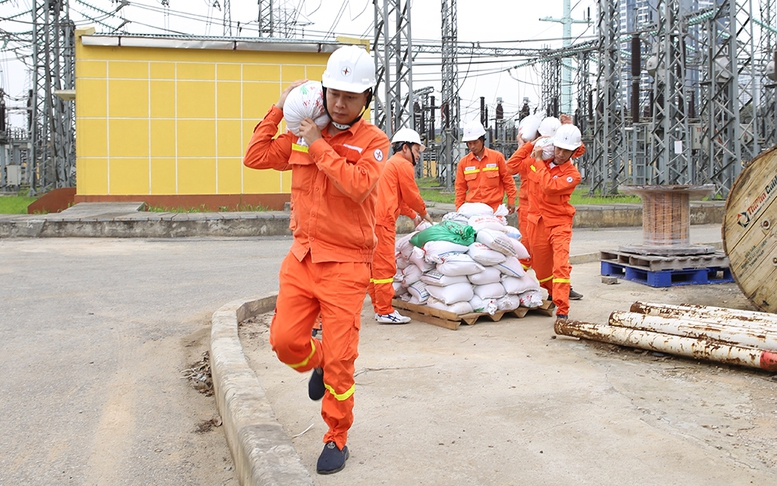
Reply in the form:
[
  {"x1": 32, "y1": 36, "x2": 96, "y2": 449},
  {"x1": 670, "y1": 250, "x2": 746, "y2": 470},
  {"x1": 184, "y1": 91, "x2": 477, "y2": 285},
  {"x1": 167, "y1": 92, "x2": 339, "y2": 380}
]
[
  {"x1": 486, "y1": 163, "x2": 497, "y2": 169},
  {"x1": 465, "y1": 166, "x2": 476, "y2": 171},
  {"x1": 566, "y1": 176, "x2": 574, "y2": 183},
  {"x1": 374, "y1": 149, "x2": 384, "y2": 161}
]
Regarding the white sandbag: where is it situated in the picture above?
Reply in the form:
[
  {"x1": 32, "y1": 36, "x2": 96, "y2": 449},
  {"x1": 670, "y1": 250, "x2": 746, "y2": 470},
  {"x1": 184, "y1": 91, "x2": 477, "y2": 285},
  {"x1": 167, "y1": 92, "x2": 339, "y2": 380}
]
[
  {"x1": 469, "y1": 295, "x2": 498, "y2": 315},
  {"x1": 441, "y1": 212, "x2": 470, "y2": 225},
  {"x1": 409, "y1": 246, "x2": 435, "y2": 272},
  {"x1": 407, "y1": 280, "x2": 430, "y2": 304},
  {"x1": 283, "y1": 81, "x2": 330, "y2": 142},
  {"x1": 503, "y1": 226, "x2": 522, "y2": 239},
  {"x1": 467, "y1": 266, "x2": 502, "y2": 285},
  {"x1": 473, "y1": 282, "x2": 506, "y2": 300},
  {"x1": 501, "y1": 275, "x2": 541, "y2": 295},
  {"x1": 476, "y1": 228, "x2": 518, "y2": 257},
  {"x1": 467, "y1": 214, "x2": 506, "y2": 233},
  {"x1": 393, "y1": 281, "x2": 407, "y2": 297},
  {"x1": 457, "y1": 202, "x2": 494, "y2": 217},
  {"x1": 423, "y1": 240, "x2": 469, "y2": 264},
  {"x1": 396, "y1": 232, "x2": 418, "y2": 258},
  {"x1": 425, "y1": 282, "x2": 474, "y2": 305},
  {"x1": 415, "y1": 220, "x2": 433, "y2": 232},
  {"x1": 496, "y1": 294, "x2": 520, "y2": 311},
  {"x1": 534, "y1": 136, "x2": 555, "y2": 160},
  {"x1": 396, "y1": 255, "x2": 410, "y2": 270},
  {"x1": 508, "y1": 237, "x2": 530, "y2": 260},
  {"x1": 426, "y1": 297, "x2": 474, "y2": 316},
  {"x1": 494, "y1": 204, "x2": 509, "y2": 217},
  {"x1": 420, "y1": 270, "x2": 470, "y2": 287},
  {"x1": 401, "y1": 265, "x2": 423, "y2": 286},
  {"x1": 467, "y1": 242, "x2": 507, "y2": 266},
  {"x1": 519, "y1": 289, "x2": 544, "y2": 308},
  {"x1": 494, "y1": 256, "x2": 526, "y2": 278},
  {"x1": 436, "y1": 253, "x2": 485, "y2": 276}
]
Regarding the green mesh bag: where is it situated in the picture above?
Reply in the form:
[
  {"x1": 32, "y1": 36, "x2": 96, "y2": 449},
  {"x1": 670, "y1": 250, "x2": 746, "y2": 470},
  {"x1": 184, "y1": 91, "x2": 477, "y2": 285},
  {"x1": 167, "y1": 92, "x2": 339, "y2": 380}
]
[{"x1": 409, "y1": 220, "x2": 476, "y2": 247}]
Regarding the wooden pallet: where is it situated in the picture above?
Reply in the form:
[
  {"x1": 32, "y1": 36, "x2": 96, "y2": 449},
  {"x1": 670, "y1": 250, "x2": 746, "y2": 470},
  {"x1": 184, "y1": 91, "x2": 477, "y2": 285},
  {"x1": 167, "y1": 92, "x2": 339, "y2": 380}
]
[
  {"x1": 600, "y1": 249, "x2": 729, "y2": 272},
  {"x1": 392, "y1": 299, "x2": 555, "y2": 330}
]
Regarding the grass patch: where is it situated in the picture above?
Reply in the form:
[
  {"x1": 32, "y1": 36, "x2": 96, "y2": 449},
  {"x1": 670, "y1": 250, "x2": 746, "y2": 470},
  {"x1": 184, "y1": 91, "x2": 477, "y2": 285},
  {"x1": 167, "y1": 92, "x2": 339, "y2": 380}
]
[
  {"x1": 146, "y1": 203, "x2": 270, "y2": 213},
  {"x1": 0, "y1": 195, "x2": 39, "y2": 214}
]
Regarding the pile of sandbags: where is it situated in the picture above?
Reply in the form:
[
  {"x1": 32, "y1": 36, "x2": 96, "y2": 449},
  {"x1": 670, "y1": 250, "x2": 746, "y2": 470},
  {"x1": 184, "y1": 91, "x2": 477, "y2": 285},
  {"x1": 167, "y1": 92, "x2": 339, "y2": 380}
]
[{"x1": 394, "y1": 203, "x2": 544, "y2": 315}]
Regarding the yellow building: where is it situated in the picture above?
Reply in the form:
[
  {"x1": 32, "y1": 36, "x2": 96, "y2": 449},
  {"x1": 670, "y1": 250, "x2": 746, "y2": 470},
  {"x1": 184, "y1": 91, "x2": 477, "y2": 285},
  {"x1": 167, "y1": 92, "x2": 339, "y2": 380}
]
[{"x1": 73, "y1": 28, "x2": 347, "y2": 210}]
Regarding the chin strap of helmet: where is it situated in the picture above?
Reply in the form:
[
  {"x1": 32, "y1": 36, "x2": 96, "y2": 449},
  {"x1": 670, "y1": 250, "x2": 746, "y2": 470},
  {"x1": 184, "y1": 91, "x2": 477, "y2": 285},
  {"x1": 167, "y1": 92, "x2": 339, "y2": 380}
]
[{"x1": 322, "y1": 87, "x2": 373, "y2": 129}]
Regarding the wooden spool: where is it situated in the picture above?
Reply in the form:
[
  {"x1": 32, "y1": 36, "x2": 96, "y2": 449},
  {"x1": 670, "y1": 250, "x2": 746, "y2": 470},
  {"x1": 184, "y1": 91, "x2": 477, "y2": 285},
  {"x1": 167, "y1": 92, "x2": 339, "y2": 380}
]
[
  {"x1": 723, "y1": 146, "x2": 777, "y2": 314},
  {"x1": 619, "y1": 184, "x2": 716, "y2": 256}
]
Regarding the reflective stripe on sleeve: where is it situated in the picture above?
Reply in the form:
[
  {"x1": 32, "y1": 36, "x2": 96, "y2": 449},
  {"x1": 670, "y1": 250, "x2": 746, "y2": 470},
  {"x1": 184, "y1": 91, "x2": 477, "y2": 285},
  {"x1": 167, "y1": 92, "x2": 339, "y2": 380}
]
[
  {"x1": 292, "y1": 143, "x2": 309, "y2": 153},
  {"x1": 325, "y1": 383, "x2": 355, "y2": 401},
  {"x1": 288, "y1": 339, "x2": 317, "y2": 369},
  {"x1": 370, "y1": 277, "x2": 394, "y2": 284}
]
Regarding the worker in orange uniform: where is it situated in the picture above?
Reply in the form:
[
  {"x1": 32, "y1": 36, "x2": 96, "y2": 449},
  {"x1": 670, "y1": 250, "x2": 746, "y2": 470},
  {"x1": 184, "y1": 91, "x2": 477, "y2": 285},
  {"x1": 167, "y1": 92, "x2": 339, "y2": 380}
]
[
  {"x1": 528, "y1": 123, "x2": 583, "y2": 320},
  {"x1": 243, "y1": 45, "x2": 389, "y2": 475},
  {"x1": 507, "y1": 115, "x2": 584, "y2": 301},
  {"x1": 369, "y1": 128, "x2": 433, "y2": 324},
  {"x1": 455, "y1": 120, "x2": 518, "y2": 214}
]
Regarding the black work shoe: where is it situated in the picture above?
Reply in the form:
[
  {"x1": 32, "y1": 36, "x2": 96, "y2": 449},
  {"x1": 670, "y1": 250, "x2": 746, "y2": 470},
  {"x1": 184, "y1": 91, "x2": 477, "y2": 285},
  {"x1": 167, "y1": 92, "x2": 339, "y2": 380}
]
[
  {"x1": 317, "y1": 441, "x2": 349, "y2": 475},
  {"x1": 556, "y1": 314, "x2": 569, "y2": 320},
  {"x1": 308, "y1": 367, "x2": 325, "y2": 401},
  {"x1": 569, "y1": 288, "x2": 583, "y2": 300}
]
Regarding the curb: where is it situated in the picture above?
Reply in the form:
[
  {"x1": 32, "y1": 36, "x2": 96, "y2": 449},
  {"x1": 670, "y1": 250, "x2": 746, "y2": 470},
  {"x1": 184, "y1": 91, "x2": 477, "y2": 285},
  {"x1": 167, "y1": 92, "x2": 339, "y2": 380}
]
[{"x1": 210, "y1": 294, "x2": 314, "y2": 486}]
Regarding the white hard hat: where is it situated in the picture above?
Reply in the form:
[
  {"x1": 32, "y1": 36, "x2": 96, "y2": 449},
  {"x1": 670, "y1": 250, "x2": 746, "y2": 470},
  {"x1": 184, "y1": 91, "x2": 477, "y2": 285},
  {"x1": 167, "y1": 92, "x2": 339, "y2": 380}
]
[
  {"x1": 538, "y1": 116, "x2": 561, "y2": 137},
  {"x1": 553, "y1": 124, "x2": 583, "y2": 151},
  {"x1": 321, "y1": 45, "x2": 376, "y2": 93},
  {"x1": 462, "y1": 120, "x2": 486, "y2": 142},
  {"x1": 391, "y1": 128, "x2": 426, "y2": 151},
  {"x1": 518, "y1": 115, "x2": 542, "y2": 142}
]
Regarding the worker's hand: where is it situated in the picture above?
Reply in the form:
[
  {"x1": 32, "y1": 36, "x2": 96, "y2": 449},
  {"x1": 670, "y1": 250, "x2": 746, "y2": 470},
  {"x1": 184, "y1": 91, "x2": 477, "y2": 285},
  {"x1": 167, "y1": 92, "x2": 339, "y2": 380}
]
[
  {"x1": 532, "y1": 144, "x2": 543, "y2": 160},
  {"x1": 507, "y1": 203, "x2": 516, "y2": 215},
  {"x1": 560, "y1": 114, "x2": 573, "y2": 125},
  {"x1": 422, "y1": 212, "x2": 433, "y2": 223},
  {"x1": 277, "y1": 79, "x2": 308, "y2": 111},
  {"x1": 299, "y1": 117, "x2": 323, "y2": 145}
]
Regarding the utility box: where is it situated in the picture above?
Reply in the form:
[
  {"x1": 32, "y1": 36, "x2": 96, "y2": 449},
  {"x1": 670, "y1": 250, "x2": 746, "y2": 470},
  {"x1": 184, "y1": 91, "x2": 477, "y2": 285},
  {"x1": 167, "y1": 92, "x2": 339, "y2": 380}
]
[{"x1": 6, "y1": 165, "x2": 22, "y2": 185}]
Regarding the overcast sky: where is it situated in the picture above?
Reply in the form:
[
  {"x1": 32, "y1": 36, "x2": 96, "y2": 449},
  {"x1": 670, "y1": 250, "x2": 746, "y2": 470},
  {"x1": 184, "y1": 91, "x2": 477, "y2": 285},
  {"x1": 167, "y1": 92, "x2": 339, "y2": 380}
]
[{"x1": 0, "y1": 0, "x2": 598, "y2": 129}]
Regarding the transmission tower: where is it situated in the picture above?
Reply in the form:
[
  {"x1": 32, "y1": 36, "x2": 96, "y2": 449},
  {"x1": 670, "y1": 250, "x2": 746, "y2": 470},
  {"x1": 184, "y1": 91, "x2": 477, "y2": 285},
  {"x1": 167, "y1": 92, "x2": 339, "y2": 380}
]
[
  {"x1": 439, "y1": 0, "x2": 461, "y2": 190},
  {"x1": 258, "y1": 0, "x2": 274, "y2": 36},
  {"x1": 222, "y1": 0, "x2": 231, "y2": 36},
  {"x1": 757, "y1": 1, "x2": 777, "y2": 149},
  {"x1": 30, "y1": 0, "x2": 76, "y2": 194},
  {"x1": 589, "y1": 0, "x2": 626, "y2": 195},
  {"x1": 372, "y1": 0, "x2": 415, "y2": 141}
]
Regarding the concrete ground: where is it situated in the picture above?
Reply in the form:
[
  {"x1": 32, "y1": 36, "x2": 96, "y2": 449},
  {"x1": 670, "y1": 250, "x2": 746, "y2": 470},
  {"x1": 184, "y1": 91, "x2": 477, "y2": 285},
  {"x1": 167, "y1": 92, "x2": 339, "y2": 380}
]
[{"x1": 236, "y1": 224, "x2": 777, "y2": 485}]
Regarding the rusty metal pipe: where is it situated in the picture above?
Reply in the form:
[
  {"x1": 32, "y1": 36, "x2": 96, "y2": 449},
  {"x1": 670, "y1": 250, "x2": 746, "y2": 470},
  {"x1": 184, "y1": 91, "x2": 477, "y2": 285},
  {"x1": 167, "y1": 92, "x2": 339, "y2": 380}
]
[
  {"x1": 554, "y1": 319, "x2": 777, "y2": 372},
  {"x1": 609, "y1": 311, "x2": 777, "y2": 351},
  {"x1": 630, "y1": 302, "x2": 777, "y2": 326}
]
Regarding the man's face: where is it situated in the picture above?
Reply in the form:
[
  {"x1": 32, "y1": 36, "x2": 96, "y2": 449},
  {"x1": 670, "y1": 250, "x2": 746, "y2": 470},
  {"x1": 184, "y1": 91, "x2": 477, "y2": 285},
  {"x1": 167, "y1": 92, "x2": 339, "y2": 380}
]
[
  {"x1": 554, "y1": 147, "x2": 575, "y2": 163},
  {"x1": 326, "y1": 88, "x2": 368, "y2": 125},
  {"x1": 467, "y1": 139, "x2": 484, "y2": 157}
]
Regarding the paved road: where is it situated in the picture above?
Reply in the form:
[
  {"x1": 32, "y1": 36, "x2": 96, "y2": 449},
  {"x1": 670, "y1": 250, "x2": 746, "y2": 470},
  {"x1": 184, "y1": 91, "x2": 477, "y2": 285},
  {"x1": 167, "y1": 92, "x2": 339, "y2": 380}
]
[{"x1": 0, "y1": 236, "x2": 292, "y2": 485}]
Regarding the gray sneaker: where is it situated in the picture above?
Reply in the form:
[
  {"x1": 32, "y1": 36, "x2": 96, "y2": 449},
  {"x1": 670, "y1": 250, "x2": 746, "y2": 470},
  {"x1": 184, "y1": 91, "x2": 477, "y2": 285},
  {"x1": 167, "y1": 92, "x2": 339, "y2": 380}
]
[{"x1": 569, "y1": 288, "x2": 583, "y2": 300}]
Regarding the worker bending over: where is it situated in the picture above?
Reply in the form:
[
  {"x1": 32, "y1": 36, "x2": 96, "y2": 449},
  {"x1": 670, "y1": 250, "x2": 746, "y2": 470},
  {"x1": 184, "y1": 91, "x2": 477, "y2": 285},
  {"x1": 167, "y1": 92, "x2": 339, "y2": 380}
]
[
  {"x1": 243, "y1": 45, "x2": 389, "y2": 475},
  {"x1": 369, "y1": 128, "x2": 432, "y2": 324}
]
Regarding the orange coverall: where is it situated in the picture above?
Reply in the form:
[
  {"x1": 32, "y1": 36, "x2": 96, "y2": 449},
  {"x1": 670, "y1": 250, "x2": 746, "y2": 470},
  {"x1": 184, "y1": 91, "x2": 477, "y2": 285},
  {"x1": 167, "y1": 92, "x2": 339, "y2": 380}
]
[
  {"x1": 506, "y1": 142, "x2": 536, "y2": 268},
  {"x1": 454, "y1": 147, "x2": 518, "y2": 212},
  {"x1": 527, "y1": 159, "x2": 582, "y2": 316},
  {"x1": 244, "y1": 105, "x2": 390, "y2": 449},
  {"x1": 369, "y1": 153, "x2": 428, "y2": 315}
]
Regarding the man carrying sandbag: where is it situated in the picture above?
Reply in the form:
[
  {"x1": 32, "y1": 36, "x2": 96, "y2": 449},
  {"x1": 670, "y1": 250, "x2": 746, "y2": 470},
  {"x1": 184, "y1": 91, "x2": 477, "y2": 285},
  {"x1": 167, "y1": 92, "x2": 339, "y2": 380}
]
[
  {"x1": 369, "y1": 128, "x2": 432, "y2": 324},
  {"x1": 243, "y1": 45, "x2": 389, "y2": 475}
]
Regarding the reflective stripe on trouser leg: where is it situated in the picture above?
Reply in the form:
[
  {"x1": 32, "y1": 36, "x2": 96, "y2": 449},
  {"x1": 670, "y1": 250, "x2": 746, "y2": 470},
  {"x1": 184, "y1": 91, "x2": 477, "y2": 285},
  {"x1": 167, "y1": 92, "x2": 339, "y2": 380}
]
[
  {"x1": 370, "y1": 224, "x2": 398, "y2": 315},
  {"x1": 317, "y1": 260, "x2": 370, "y2": 450},
  {"x1": 548, "y1": 223, "x2": 573, "y2": 316},
  {"x1": 529, "y1": 218, "x2": 553, "y2": 295},
  {"x1": 270, "y1": 253, "x2": 324, "y2": 373}
]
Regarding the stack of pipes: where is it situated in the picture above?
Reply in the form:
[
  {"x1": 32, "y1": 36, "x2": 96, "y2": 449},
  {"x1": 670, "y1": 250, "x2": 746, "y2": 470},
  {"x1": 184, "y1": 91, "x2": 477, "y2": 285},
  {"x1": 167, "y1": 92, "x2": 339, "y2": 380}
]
[{"x1": 554, "y1": 302, "x2": 777, "y2": 372}]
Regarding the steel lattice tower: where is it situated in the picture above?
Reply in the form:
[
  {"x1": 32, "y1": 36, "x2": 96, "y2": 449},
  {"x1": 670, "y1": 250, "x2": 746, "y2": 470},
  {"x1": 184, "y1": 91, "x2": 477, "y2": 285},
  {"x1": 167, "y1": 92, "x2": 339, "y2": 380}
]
[
  {"x1": 439, "y1": 0, "x2": 460, "y2": 190},
  {"x1": 757, "y1": 0, "x2": 777, "y2": 148},
  {"x1": 258, "y1": 0, "x2": 274, "y2": 36},
  {"x1": 372, "y1": 0, "x2": 415, "y2": 140},
  {"x1": 30, "y1": 0, "x2": 75, "y2": 193},
  {"x1": 589, "y1": 0, "x2": 626, "y2": 195},
  {"x1": 647, "y1": 0, "x2": 692, "y2": 184}
]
